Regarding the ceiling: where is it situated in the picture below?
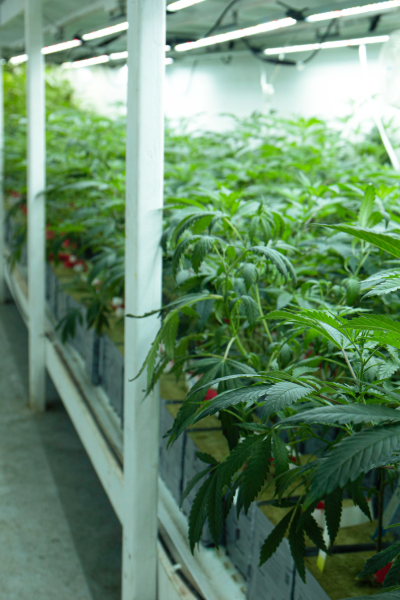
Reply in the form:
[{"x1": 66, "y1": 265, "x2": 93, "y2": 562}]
[{"x1": 0, "y1": 0, "x2": 399, "y2": 64}]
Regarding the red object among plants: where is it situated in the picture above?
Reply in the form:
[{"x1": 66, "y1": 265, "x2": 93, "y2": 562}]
[
  {"x1": 204, "y1": 389, "x2": 218, "y2": 401},
  {"x1": 375, "y1": 563, "x2": 393, "y2": 584}
]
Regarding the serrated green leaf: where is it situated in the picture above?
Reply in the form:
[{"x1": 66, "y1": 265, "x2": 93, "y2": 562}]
[
  {"x1": 329, "y1": 225, "x2": 400, "y2": 259},
  {"x1": 207, "y1": 473, "x2": 223, "y2": 548},
  {"x1": 380, "y1": 360, "x2": 400, "y2": 380},
  {"x1": 303, "y1": 514, "x2": 328, "y2": 552},
  {"x1": 364, "y1": 274, "x2": 400, "y2": 298},
  {"x1": 259, "y1": 509, "x2": 294, "y2": 566},
  {"x1": 172, "y1": 237, "x2": 192, "y2": 276},
  {"x1": 191, "y1": 236, "x2": 215, "y2": 273},
  {"x1": 280, "y1": 405, "x2": 400, "y2": 427},
  {"x1": 289, "y1": 508, "x2": 306, "y2": 582},
  {"x1": 194, "y1": 384, "x2": 270, "y2": 423},
  {"x1": 188, "y1": 476, "x2": 213, "y2": 552},
  {"x1": 265, "y1": 309, "x2": 350, "y2": 349},
  {"x1": 325, "y1": 487, "x2": 343, "y2": 546},
  {"x1": 196, "y1": 452, "x2": 218, "y2": 466},
  {"x1": 358, "y1": 541, "x2": 400, "y2": 578},
  {"x1": 262, "y1": 381, "x2": 315, "y2": 418},
  {"x1": 220, "y1": 435, "x2": 261, "y2": 486},
  {"x1": 272, "y1": 431, "x2": 289, "y2": 477},
  {"x1": 242, "y1": 435, "x2": 272, "y2": 512},
  {"x1": 342, "y1": 315, "x2": 400, "y2": 339},
  {"x1": 180, "y1": 467, "x2": 213, "y2": 508},
  {"x1": 274, "y1": 460, "x2": 320, "y2": 500},
  {"x1": 241, "y1": 295, "x2": 259, "y2": 325},
  {"x1": 249, "y1": 246, "x2": 297, "y2": 283},
  {"x1": 307, "y1": 424, "x2": 400, "y2": 504},
  {"x1": 348, "y1": 479, "x2": 372, "y2": 521},
  {"x1": 241, "y1": 263, "x2": 259, "y2": 289},
  {"x1": 358, "y1": 185, "x2": 375, "y2": 228},
  {"x1": 163, "y1": 310, "x2": 179, "y2": 359}
]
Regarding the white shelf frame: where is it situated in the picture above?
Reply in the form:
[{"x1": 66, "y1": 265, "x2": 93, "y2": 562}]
[{"x1": 0, "y1": 2, "x2": 247, "y2": 599}]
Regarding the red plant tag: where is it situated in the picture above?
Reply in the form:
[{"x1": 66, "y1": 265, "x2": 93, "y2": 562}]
[
  {"x1": 375, "y1": 563, "x2": 393, "y2": 584},
  {"x1": 204, "y1": 389, "x2": 218, "y2": 401}
]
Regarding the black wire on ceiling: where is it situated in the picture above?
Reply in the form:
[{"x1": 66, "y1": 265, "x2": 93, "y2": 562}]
[
  {"x1": 204, "y1": 0, "x2": 245, "y2": 38},
  {"x1": 241, "y1": 17, "x2": 337, "y2": 67}
]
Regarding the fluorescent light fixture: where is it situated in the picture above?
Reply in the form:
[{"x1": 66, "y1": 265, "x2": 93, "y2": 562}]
[
  {"x1": 307, "y1": 0, "x2": 400, "y2": 22},
  {"x1": 9, "y1": 54, "x2": 28, "y2": 65},
  {"x1": 165, "y1": 44, "x2": 171, "y2": 51},
  {"x1": 42, "y1": 39, "x2": 82, "y2": 55},
  {"x1": 62, "y1": 55, "x2": 110, "y2": 69},
  {"x1": 175, "y1": 17, "x2": 296, "y2": 52},
  {"x1": 110, "y1": 51, "x2": 128, "y2": 60},
  {"x1": 82, "y1": 22, "x2": 128, "y2": 41},
  {"x1": 168, "y1": 0, "x2": 206, "y2": 11},
  {"x1": 264, "y1": 34, "x2": 390, "y2": 55},
  {"x1": 64, "y1": 53, "x2": 174, "y2": 68}
]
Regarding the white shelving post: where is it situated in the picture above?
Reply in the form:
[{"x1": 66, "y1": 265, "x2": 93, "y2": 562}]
[
  {"x1": 122, "y1": 0, "x2": 166, "y2": 598},
  {"x1": 25, "y1": 0, "x2": 46, "y2": 411},
  {"x1": 0, "y1": 55, "x2": 5, "y2": 304}
]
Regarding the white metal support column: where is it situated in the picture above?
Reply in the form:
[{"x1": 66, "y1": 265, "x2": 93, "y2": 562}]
[
  {"x1": 25, "y1": 0, "x2": 46, "y2": 411},
  {"x1": 123, "y1": 0, "x2": 166, "y2": 598},
  {"x1": 0, "y1": 55, "x2": 5, "y2": 304}
]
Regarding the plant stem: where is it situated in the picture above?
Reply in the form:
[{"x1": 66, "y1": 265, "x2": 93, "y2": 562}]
[
  {"x1": 223, "y1": 337, "x2": 235, "y2": 361},
  {"x1": 254, "y1": 285, "x2": 273, "y2": 343},
  {"x1": 341, "y1": 349, "x2": 357, "y2": 380}
]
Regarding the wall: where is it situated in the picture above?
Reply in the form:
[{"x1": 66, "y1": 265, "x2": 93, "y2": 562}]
[{"x1": 65, "y1": 43, "x2": 397, "y2": 131}]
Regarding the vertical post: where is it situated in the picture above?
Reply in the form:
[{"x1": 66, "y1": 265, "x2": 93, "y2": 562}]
[
  {"x1": 123, "y1": 0, "x2": 165, "y2": 598},
  {"x1": 0, "y1": 55, "x2": 5, "y2": 304},
  {"x1": 25, "y1": 0, "x2": 46, "y2": 411}
]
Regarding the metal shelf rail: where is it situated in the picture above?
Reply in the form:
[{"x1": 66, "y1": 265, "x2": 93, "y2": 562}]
[{"x1": 0, "y1": 2, "x2": 247, "y2": 599}]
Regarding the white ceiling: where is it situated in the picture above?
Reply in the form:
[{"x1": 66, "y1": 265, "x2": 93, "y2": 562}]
[{"x1": 0, "y1": 0, "x2": 399, "y2": 63}]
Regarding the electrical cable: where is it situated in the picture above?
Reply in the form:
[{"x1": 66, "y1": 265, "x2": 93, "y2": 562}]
[
  {"x1": 276, "y1": 1, "x2": 307, "y2": 21},
  {"x1": 302, "y1": 18, "x2": 336, "y2": 63},
  {"x1": 204, "y1": 0, "x2": 245, "y2": 38},
  {"x1": 241, "y1": 37, "x2": 296, "y2": 65},
  {"x1": 242, "y1": 18, "x2": 336, "y2": 67}
]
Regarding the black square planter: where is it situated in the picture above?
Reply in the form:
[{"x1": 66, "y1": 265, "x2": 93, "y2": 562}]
[
  {"x1": 98, "y1": 333, "x2": 124, "y2": 419},
  {"x1": 159, "y1": 401, "x2": 185, "y2": 505},
  {"x1": 293, "y1": 567, "x2": 331, "y2": 600},
  {"x1": 247, "y1": 505, "x2": 295, "y2": 600}
]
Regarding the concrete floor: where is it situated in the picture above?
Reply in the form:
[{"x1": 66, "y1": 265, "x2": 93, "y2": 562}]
[{"x1": 0, "y1": 303, "x2": 122, "y2": 600}]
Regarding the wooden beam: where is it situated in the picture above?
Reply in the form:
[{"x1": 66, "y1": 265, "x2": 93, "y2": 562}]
[
  {"x1": 25, "y1": 0, "x2": 46, "y2": 411},
  {"x1": 122, "y1": 0, "x2": 166, "y2": 597}
]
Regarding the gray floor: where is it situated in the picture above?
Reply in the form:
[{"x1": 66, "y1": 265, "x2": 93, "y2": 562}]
[{"x1": 0, "y1": 303, "x2": 122, "y2": 600}]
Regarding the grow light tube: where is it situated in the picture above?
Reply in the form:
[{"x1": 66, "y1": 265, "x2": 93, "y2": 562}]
[
  {"x1": 168, "y1": 0, "x2": 206, "y2": 11},
  {"x1": 264, "y1": 34, "x2": 389, "y2": 55},
  {"x1": 42, "y1": 39, "x2": 82, "y2": 54},
  {"x1": 82, "y1": 22, "x2": 128, "y2": 41},
  {"x1": 9, "y1": 54, "x2": 28, "y2": 65},
  {"x1": 63, "y1": 54, "x2": 174, "y2": 68},
  {"x1": 175, "y1": 17, "x2": 296, "y2": 52},
  {"x1": 110, "y1": 51, "x2": 173, "y2": 62},
  {"x1": 82, "y1": 21, "x2": 171, "y2": 51},
  {"x1": 306, "y1": 0, "x2": 400, "y2": 22},
  {"x1": 62, "y1": 55, "x2": 110, "y2": 68}
]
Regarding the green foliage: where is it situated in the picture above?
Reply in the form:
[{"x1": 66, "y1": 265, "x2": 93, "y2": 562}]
[{"x1": 6, "y1": 65, "x2": 400, "y2": 595}]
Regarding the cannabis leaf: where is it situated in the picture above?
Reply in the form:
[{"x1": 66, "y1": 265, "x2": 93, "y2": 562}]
[
  {"x1": 259, "y1": 509, "x2": 294, "y2": 566},
  {"x1": 279, "y1": 405, "x2": 400, "y2": 427}
]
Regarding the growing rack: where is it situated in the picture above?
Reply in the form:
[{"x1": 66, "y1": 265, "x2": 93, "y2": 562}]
[{"x1": 0, "y1": 1, "x2": 246, "y2": 599}]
